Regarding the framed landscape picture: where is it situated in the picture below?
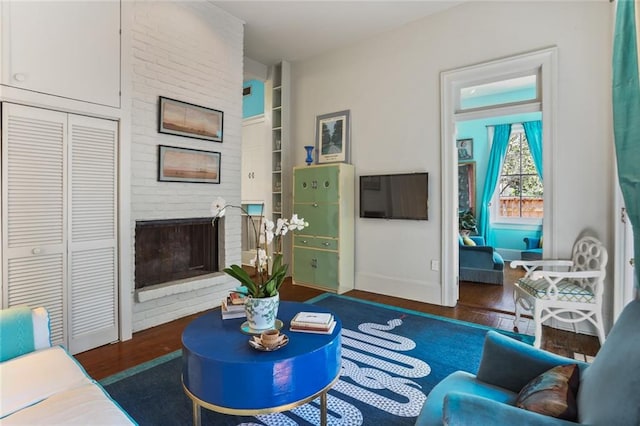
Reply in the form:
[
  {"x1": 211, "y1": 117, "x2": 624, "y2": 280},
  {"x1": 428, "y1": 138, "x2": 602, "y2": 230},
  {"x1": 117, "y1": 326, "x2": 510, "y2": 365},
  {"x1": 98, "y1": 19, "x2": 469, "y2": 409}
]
[
  {"x1": 158, "y1": 96, "x2": 223, "y2": 142},
  {"x1": 158, "y1": 145, "x2": 221, "y2": 184},
  {"x1": 315, "y1": 110, "x2": 350, "y2": 164}
]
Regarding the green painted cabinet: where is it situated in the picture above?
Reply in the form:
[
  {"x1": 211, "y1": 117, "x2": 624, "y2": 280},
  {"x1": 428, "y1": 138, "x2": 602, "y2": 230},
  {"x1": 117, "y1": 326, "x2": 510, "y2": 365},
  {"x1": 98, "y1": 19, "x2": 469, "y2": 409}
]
[{"x1": 292, "y1": 164, "x2": 354, "y2": 293}]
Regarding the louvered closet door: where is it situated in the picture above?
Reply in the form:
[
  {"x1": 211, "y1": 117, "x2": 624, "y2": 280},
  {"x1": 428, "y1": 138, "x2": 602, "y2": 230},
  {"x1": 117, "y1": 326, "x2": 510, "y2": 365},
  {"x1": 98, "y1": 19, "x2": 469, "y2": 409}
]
[
  {"x1": 68, "y1": 115, "x2": 118, "y2": 354},
  {"x1": 2, "y1": 104, "x2": 68, "y2": 346}
]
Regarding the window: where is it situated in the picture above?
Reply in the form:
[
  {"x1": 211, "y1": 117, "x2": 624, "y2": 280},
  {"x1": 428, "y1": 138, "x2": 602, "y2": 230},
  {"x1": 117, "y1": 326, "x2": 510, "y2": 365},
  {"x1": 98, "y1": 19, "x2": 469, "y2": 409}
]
[
  {"x1": 495, "y1": 127, "x2": 543, "y2": 221},
  {"x1": 459, "y1": 74, "x2": 537, "y2": 111}
]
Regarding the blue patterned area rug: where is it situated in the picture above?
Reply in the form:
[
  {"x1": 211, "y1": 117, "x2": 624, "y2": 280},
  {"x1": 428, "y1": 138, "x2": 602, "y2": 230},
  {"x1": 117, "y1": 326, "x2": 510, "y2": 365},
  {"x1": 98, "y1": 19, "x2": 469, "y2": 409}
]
[{"x1": 101, "y1": 294, "x2": 532, "y2": 425}]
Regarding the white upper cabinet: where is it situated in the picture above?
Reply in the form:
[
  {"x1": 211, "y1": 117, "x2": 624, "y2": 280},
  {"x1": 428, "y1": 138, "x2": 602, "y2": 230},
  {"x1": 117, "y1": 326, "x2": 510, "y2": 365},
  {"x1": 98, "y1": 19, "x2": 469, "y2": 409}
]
[
  {"x1": 241, "y1": 119, "x2": 269, "y2": 205},
  {"x1": 1, "y1": 1, "x2": 121, "y2": 108}
]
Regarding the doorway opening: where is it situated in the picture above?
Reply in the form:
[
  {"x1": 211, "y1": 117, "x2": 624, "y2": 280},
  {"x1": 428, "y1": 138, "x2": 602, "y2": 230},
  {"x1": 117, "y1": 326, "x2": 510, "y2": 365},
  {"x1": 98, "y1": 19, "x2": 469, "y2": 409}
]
[{"x1": 440, "y1": 47, "x2": 558, "y2": 308}]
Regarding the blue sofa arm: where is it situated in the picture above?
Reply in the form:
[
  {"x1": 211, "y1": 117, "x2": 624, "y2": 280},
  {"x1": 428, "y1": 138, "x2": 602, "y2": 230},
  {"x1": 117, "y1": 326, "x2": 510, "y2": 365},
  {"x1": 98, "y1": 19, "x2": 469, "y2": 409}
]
[
  {"x1": 459, "y1": 246, "x2": 501, "y2": 270},
  {"x1": 476, "y1": 331, "x2": 587, "y2": 393},
  {"x1": 443, "y1": 392, "x2": 579, "y2": 426}
]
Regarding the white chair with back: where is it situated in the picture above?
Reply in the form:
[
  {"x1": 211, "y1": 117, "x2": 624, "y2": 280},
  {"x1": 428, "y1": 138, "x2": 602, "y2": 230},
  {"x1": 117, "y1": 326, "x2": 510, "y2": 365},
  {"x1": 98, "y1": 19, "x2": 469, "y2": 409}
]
[{"x1": 510, "y1": 236, "x2": 607, "y2": 348}]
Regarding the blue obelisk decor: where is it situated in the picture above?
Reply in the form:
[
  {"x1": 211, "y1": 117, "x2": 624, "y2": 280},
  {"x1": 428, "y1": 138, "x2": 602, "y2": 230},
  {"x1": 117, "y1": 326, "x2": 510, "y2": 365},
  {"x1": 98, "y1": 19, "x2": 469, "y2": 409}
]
[{"x1": 304, "y1": 145, "x2": 314, "y2": 165}]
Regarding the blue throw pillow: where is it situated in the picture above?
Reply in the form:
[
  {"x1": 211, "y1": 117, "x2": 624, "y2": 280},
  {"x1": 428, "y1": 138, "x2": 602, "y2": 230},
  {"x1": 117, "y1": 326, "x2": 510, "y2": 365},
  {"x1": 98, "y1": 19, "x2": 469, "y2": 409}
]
[{"x1": 0, "y1": 306, "x2": 35, "y2": 361}]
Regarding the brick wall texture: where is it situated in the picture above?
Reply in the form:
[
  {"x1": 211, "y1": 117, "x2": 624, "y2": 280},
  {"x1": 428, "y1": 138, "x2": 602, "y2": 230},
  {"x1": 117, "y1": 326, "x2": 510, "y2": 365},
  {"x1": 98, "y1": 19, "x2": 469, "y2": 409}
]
[{"x1": 130, "y1": 1, "x2": 243, "y2": 331}]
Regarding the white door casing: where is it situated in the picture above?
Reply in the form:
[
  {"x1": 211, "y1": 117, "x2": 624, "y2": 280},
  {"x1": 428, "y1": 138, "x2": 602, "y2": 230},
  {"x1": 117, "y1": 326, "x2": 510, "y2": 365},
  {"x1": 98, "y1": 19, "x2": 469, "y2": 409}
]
[{"x1": 440, "y1": 47, "x2": 558, "y2": 306}]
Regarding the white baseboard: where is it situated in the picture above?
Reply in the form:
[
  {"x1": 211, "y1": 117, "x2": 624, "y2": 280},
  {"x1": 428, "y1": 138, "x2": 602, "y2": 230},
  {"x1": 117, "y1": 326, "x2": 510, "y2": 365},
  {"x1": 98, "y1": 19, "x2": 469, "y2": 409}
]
[
  {"x1": 546, "y1": 318, "x2": 597, "y2": 337},
  {"x1": 355, "y1": 272, "x2": 442, "y2": 305}
]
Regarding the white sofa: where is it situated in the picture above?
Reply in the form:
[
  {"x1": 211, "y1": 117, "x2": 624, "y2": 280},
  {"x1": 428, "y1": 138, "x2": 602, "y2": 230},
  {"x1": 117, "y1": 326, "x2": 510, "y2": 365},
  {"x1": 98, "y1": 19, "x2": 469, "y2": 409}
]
[{"x1": 0, "y1": 306, "x2": 135, "y2": 425}]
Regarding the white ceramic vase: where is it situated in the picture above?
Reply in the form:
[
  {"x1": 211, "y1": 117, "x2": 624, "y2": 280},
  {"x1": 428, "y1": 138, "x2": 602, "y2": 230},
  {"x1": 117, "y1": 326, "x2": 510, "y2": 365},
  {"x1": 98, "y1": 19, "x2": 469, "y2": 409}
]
[{"x1": 244, "y1": 292, "x2": 279, "y2": 330}]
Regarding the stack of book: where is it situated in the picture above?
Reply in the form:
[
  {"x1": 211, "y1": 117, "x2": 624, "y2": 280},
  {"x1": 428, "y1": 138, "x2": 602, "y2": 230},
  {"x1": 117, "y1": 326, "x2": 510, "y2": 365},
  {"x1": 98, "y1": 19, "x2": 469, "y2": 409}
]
[
  {"x1": 221, "y1": 292, "x2": 247, "y2": 320},
  {"x1": 289, "y1": 311, "x2": 336, "y2": 334},
  {"x1": 229, "y1": 292, "x2": 247, "y2": 305}
]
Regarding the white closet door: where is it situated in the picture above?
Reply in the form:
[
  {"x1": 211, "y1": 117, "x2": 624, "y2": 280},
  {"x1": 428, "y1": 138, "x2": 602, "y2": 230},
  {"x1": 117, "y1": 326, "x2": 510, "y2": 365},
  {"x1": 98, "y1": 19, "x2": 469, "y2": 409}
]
[
  {"x1": 68, "y1": 115, "x2": 118, "y2": 354},
  {"x1": 2, "y1": 103, "x2": 68, "y2": 345}
]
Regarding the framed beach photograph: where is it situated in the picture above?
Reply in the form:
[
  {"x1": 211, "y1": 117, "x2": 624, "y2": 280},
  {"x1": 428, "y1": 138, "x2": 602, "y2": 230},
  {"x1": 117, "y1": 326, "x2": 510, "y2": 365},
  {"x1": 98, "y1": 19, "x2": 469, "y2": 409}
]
[
  {"x1": 456, "y1": 138, "x2": 473, "y2": 161},
  {"x1": 158, "y1": 145, "x2": 221, "y2": 184},
  {"x1": 158, "y1": 96, "x2": 223, "y2": 142},
  {"x1": 315, "y1": 110, "x2": 350, "y2": 164}
]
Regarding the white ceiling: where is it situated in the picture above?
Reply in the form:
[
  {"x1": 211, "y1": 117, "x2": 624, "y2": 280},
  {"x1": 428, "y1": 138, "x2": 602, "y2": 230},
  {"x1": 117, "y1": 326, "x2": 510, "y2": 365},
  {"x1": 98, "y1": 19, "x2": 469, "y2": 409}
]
[{"x1": 210, "y1": 1, "x2": 463, "y2": 66}]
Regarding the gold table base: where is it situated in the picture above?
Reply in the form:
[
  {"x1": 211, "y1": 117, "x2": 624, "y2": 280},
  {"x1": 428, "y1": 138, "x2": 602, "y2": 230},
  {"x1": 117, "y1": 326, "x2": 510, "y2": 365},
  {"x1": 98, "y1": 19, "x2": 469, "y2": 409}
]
[{"x1": 183, "y1": 373, "x2": 339, "y2": 426}]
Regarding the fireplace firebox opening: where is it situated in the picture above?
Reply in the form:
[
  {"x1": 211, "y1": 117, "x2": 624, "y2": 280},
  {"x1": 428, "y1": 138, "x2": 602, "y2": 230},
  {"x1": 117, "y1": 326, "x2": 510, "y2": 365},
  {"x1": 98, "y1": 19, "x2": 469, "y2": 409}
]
[{"x1": 135, "y1": 217, "x2": 220, "y2": 289}]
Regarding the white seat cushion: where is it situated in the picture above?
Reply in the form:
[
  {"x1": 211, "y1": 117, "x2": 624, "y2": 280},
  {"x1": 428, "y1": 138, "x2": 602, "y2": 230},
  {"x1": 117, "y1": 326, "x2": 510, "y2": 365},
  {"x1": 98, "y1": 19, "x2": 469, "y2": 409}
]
[
  {"x1": 0, "y1": 346, "x2": 92, "y2": 418},
  {"x1": 517, "y1": 278, "x2": 595, "y2": 303},
  {"x1": 1, "y1": 383, "x2": 134, "y2": 425}
]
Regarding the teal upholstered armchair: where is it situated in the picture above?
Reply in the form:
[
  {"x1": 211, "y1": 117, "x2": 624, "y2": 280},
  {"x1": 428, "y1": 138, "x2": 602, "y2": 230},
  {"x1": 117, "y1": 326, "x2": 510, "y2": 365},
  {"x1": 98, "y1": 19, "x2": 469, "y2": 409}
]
[
  {"x1": 415, "y1": 299, "x2": 640, "y2": 425},
  {"x1": 459, "y1": 235, "x2": 504, "y2": 285}
]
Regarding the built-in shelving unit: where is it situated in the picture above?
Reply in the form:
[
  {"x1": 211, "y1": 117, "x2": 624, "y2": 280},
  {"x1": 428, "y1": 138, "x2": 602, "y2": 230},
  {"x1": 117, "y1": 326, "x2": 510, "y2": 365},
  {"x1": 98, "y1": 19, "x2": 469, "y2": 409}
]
[{"x1": 271, "y1": 61, "x2": 291, "y2": 264}]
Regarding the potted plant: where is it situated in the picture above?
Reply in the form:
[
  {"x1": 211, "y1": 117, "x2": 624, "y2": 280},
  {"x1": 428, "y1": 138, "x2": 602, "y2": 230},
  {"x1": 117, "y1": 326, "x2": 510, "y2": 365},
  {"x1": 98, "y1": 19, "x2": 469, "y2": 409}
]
[
  {"x1": 211, "y1": 197, "x2": 309, "y2": 330},
  {"x1": 458, "y1": 209, "x2": 478, "y2": 236}
]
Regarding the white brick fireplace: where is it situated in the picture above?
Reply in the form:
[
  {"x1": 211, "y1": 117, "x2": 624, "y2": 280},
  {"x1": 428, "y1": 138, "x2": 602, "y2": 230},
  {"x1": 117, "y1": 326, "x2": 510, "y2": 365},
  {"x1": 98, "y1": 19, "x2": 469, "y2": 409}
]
[{"x1": 128, "y1": 1, "x2": 243, "y2": 331}]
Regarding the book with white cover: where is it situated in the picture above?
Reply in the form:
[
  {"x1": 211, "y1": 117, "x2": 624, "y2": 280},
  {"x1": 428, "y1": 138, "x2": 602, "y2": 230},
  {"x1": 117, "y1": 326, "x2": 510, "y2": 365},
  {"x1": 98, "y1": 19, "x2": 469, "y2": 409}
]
[
  {"x1": 291, "y1": 312, "x2": 333, "y2": 326},
  {"x1": 289, "y1": 320, "x2": 337, "y2": 335},
  {"x1": 224, "y1": 297, "x2": 245, "y2": 312}
]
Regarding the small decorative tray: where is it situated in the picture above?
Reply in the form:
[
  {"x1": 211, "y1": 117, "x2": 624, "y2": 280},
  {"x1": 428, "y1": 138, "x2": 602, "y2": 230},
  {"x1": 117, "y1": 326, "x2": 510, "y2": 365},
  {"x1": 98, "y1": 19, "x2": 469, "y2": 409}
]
[
  {"x1": 248, "y1": 333, "x2": 289, "y2": 352},
  {"x1": 240, "y1": 319, "x2": 284, "y2": 335}
]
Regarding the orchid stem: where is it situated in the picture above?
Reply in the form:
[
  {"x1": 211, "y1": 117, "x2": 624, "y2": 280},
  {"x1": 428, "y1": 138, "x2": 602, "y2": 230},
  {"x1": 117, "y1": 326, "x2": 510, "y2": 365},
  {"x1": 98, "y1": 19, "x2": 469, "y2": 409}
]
[{"x1": 213, "y1": 203, "x2": 266, "y2": 285}]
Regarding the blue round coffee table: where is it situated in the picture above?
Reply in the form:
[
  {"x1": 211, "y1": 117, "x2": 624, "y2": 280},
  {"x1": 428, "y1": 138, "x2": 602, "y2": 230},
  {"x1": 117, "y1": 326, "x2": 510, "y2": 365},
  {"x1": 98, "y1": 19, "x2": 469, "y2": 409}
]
[{"x1": 182, "y1": 301, "x2": 341, "y2": 426}]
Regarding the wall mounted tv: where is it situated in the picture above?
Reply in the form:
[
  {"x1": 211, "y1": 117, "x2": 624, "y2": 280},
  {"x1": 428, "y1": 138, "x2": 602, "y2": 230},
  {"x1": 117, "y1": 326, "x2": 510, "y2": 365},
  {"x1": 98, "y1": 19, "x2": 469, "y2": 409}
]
[{"x1": 359, "y1": 172, "x2": 428, "y2": 220}]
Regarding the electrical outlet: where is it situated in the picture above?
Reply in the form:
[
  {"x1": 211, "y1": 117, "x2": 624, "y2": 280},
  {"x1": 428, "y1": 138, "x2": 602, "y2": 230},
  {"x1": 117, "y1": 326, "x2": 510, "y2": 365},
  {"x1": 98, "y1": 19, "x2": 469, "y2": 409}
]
[{"x1": 431, "y1": 260, "x2": 440, "y2": 271}]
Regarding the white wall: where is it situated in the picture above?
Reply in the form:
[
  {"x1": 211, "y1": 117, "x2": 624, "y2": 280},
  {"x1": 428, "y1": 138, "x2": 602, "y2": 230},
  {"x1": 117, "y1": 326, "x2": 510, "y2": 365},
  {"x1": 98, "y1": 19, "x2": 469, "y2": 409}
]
[
  {"x1": 129, "y1": 1, "x2": 243, "y2": 331},
  {"x1": 291, "y1": 2, "x2": 614, "y2": 311}
]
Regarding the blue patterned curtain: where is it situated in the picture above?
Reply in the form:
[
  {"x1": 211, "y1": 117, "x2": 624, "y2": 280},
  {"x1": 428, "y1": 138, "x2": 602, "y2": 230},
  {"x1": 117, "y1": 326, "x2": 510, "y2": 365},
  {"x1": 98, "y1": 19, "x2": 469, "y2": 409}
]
[
  {"x1": 523, "y1": 120, "x2": 543, "y2": 180},
  {"x1": 478, "y1": 124, "x2": 512, "y2": 245},
  {"x1": 613, "y1": 0, "x2": 640, "y2": 288}
]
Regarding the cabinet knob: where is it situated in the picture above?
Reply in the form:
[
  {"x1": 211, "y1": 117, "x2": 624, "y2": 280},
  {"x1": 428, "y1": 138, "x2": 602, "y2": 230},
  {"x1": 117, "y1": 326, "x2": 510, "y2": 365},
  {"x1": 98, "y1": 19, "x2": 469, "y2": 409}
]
[
  {"x1": 322, "y1": 242, "x2": 330, "y2": 246},
  {"x1": 313, "y1": 202, "x2": 318, "y2": 207},
  {"x1": 32, "y1": 248, "x2": 41, "y2": 255},
  {"x1": 13, "y1": 73, "x2": 26, "y2": 82},
  {"x1": 301, "y1": 240, "x2": 308, "y2": 244}
]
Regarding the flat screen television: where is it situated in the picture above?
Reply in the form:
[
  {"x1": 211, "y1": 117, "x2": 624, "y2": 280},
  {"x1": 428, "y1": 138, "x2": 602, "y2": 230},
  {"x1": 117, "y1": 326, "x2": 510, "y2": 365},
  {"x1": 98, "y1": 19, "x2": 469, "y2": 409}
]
[{"x1": 359, "y1": 172, "x2": 428, "y2": 220}]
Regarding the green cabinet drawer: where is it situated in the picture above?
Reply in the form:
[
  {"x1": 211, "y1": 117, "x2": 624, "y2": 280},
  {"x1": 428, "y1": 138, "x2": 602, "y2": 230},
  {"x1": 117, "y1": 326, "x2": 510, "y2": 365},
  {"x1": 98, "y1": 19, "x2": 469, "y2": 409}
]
[
  {"x1": 293, "y1": 166, "x2": 340, "y2": 203},
  {"x1": 293, "y1": 236, "x2": 338, "y2": 250},
  {"x1": 293, "y1": 247, "x2": 339, "y2": 290},
  {"x1": 293, "y1": 203, "x2": 339, "y2": 237}
]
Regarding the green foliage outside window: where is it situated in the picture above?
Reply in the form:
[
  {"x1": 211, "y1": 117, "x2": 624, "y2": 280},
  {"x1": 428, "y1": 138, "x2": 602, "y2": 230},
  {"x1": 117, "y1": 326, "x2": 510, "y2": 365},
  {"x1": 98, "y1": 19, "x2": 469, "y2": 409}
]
[{"x1": 498, "y1": 130, "x2": 543, "y2": 218}]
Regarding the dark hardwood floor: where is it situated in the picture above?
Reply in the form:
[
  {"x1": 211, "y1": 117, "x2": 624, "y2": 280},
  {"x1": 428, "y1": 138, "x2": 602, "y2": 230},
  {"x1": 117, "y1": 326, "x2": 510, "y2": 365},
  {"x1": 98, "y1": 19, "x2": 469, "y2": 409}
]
[{"x1": 75, "y1": 266, "x2": 601, "y2": 381}]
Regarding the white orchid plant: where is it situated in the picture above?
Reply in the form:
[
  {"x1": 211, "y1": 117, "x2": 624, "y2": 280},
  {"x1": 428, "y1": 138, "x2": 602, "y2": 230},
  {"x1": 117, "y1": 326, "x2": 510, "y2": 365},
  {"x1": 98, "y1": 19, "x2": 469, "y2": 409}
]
[{"x1": 211, "y1": 197, "x2": 309, "y2": 298}]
